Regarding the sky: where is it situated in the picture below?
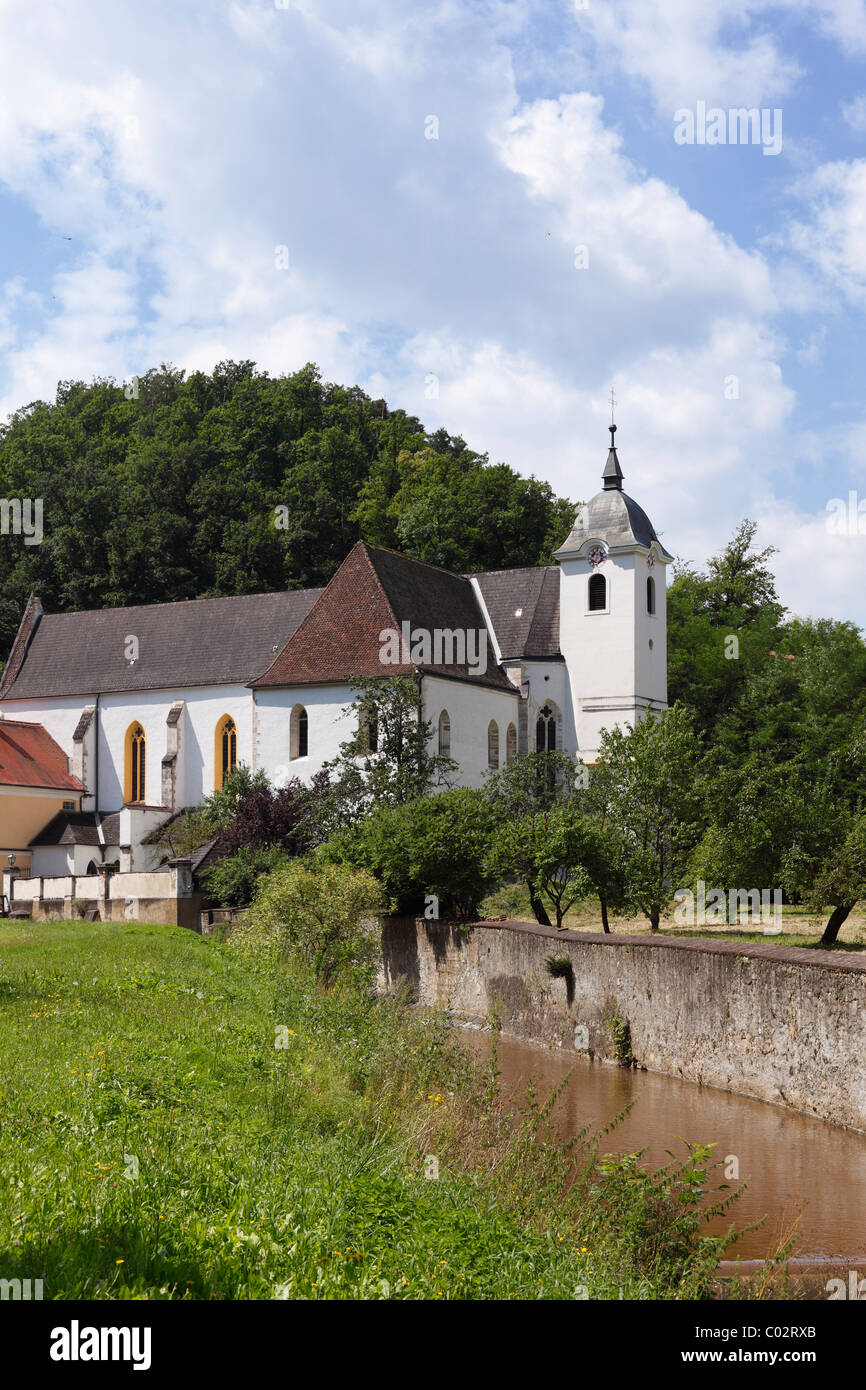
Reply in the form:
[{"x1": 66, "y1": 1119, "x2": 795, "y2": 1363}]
[{"x1": 0, "y1": 0, "x2": 864, "y2": 626}]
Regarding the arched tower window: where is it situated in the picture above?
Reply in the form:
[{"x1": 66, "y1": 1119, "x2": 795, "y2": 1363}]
[
  {"x1": 290, "y1": 705, "x2": 308, "y2": 760},
  {"x1": 647, "y1": 575, "x2": 655, "y2": 614},
  {"x1": 588, "y1": 572, "x2": 607, "y2": 611},
  {"x1": 438, "y1": 710, "x2": 451, "y2": 757},
  {"x1": 124, "y1": 722, "x2": 146, "y2": 804},
  {"x1": 215, "y1": 714, "x2": 237, "y2": 789},
  {"x1": 506, "y1": 723, "x2": 517, "y2": 764},
  {"x1": 487, "y1": 720, "x2": 500, "y2": 770}
]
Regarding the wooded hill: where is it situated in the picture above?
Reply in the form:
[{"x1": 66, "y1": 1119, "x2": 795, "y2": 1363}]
[{"x1": 0, "y1": 359, "x2": 576, "y2": 662}]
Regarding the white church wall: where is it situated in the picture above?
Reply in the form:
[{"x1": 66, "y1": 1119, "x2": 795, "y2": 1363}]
[
  {"x1": 520, "y1": 661, "x2": 576, "y2": 756},
  {"x1": 253, "y1": 683, "x2": 359, "y2": 786},
  {"x1": 28, "y1": 848, "x2": 72, "y2": 877},
  {"x1": 421, "y1": 675, "x2": 519, "y2": 789},
  {"x1": 1, "y1": 684, "x2": 253, "y2": 814},
  {"x1": 634, "y1": 556, "x2": 668, "y2": 708}
]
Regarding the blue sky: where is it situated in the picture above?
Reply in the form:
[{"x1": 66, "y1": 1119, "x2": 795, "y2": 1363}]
[{"x1": 0, "y1": 0, "x2": 864, "y2": 625}]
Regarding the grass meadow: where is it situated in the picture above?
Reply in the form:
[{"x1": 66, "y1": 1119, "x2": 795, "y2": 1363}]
[{"x1": 0, "y1": 920, "x2": 745, "y2": 1300}]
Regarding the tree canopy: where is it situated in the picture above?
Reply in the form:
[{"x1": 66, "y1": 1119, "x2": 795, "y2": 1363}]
[{"x1": 0, "y1": 361, "x2": 577, "y2": 662}]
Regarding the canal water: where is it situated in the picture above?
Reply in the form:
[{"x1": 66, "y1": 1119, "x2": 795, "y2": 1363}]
[{"x1": 459, "y1": 1028, "x2": 866, "y2": 1264}]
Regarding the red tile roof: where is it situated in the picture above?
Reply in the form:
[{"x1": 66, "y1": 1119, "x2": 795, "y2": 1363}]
[
  {"x1": 252, "y1": 542, "x2": 515, "y2": 692},
  {"x1": 0, "y1": 720, "x2": 84, "y2": 791}
]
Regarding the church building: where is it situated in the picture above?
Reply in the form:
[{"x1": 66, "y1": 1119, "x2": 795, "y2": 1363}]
[{"x1": 0, "y1": 427, "x2": 672, "y2": 875}]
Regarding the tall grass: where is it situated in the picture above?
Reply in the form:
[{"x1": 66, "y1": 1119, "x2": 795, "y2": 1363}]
[{"x1": 0, "y1": 921, "x2": 742, "y2": 1299}]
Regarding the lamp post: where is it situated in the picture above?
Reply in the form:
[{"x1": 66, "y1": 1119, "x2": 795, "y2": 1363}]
[{"x1": 6, "y1": 853, "x2": 16, "y2": 909}]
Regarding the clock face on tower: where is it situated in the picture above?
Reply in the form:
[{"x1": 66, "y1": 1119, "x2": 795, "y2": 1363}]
[{"x1": 588, "y1": 546, "x2": 605, "y2": 568}]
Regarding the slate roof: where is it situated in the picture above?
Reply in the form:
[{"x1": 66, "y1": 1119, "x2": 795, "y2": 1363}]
[
  {"x1": 0, "y1": 589, "x2": 323, "y2": 700},
  {"x1": 556, "y1": 487, "x2": 666, "y2": 555},
  {"x1": 29, "y1": 811, "x2": 100, "y2": 847},
  {"x1": 471, "y1": 566, "x2": 561, "y2": 661},
  {"x1": 0, "y1": 720, "x2": 84, "y2": 791},
  {"x1": 1, "y1": 548, "x2": 567, "y2": 705},
  {"x1": 99, "y1": 813, "x2": 122, "y2": 845},
  {"x1": 28, "y1": 809, "x2": 127, "y2": 848},
  {"x1": 253, "y1": 542, "x2": 516, "y2": 693}
]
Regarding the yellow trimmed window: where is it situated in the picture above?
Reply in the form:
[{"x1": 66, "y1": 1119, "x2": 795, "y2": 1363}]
[
  {"x1": 124, "y1": 722, "x2": 147, "y2": 804},
  {"x1": 215, "y1": 714, "x2": 238, "y2": 789}
]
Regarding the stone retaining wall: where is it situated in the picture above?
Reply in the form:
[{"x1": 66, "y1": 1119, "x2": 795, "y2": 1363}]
[{"x1": 380, "y1": 918, "x2": 866, "y2": 1132}]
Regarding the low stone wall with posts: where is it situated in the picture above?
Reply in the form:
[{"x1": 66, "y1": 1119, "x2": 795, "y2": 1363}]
[
  {"x1": 379, "y1": 917, "x2": 866, "y2": 1133},
  {"x1": 7, "y1": 867, "x2": 200, "y2": 931}
]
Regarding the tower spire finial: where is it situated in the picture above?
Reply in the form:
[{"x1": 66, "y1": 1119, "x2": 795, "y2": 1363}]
[{"x1": 602, "y1": 387, "x2": 624, "y2": 490}]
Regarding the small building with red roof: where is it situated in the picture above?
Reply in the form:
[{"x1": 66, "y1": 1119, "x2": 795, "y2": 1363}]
[{"x1": 0, "y1": 719, "x2": 84, "y2": 876}]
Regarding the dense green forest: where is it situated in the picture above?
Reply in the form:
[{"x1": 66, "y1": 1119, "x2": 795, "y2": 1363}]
[{"x1": 0, "y1": 360, "x2": 576, "y2": 660}]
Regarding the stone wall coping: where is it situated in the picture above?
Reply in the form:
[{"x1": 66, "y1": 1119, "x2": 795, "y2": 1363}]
[{"x1": 397, "y1": 917, "x2": 866, "y2": 976}]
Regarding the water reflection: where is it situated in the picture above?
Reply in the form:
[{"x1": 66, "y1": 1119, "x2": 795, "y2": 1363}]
[{"x1": 459, "y1": 1028, "x2": 866, "y2": 1262}]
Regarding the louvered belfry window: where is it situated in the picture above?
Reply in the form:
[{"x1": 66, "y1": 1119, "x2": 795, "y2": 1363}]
[{"x1": 588, "y1": 572, "x2": 606, "y2": 611}]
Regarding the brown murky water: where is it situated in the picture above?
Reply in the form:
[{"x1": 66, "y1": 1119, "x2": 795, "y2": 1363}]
[{"x1": 459, "y1": 1028, "x2": 866, "y2": 1263}]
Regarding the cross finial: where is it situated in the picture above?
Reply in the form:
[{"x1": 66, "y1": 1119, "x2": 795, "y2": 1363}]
[{"x1": 602, "y1": 387, "x2": 623, "y2": 490}]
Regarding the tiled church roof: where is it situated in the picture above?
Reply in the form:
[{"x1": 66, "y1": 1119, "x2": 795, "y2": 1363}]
[
  {"x1": 0, "y1": 545, "x2": 569, "y2": 703},
  {"x1": 253, "y1": 542, "x2": 516, "y2": 692},
  {"x1": 0, "y1": 589, "x2": 323, "y2": 699},
  {"x1": 471, "y1": 566, "x2": 561, "y2": 661}
]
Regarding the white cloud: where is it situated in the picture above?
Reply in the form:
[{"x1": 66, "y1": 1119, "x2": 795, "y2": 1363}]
[
  {"x1": 581, "y1": 0, "x2": 866, "y2": 117},
  {"x1": 755, "y1": 497, "x2": 866, "y2": 626},
  {"x1": 494, "y1": 93, "x2": 774, "y2": 310},
  {"x1": 842, "y1": 92, "x2": 866, "y2": 131},
  {"x1": 0, "y1": 0, "x2": 858, "y2": 627},
  {"x1": 581, "y1": 1, "x2": 802, "y2": 112},
  {"x1": 788, "y1": 160, "x2": 866, "y2": 304}
]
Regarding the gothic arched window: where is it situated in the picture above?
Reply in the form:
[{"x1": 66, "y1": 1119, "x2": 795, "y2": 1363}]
[
  {"x1": 124, "y1": 722, "x2": 146, "y2": 804},
  {"x1": 647, "y1": 575, "x2": 656, "y2": 614},
  {"x1": 535, "y1": 705, "x2": 556, "y2": 753},
  {"x1": 215, "y1": 714, "x2": 237, "y2": 789}
]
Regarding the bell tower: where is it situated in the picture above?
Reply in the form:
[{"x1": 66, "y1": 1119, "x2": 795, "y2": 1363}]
[{"x1": 554, "y1": 414, "x2": 673, "y2": 763}]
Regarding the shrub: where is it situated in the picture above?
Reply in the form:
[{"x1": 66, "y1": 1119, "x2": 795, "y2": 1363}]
[
  {"x1": 201, "y1": 846, "x2": 290, "y2": 908},
  {"x1": 218, "y1": 771, "x2": 333, "y2": 858},
  {"x1": 148, "y1": 766, "x2": 334, "y2": 867},
  {"x1": 325, "y1": 788, "x2": 499, "y2": 921},
  {"x1": 320, "y1": 804, "x2": 419, "y2": 914},
  {"x1": 233, "y1": 861, "x2": 385, "y2": 986}
]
